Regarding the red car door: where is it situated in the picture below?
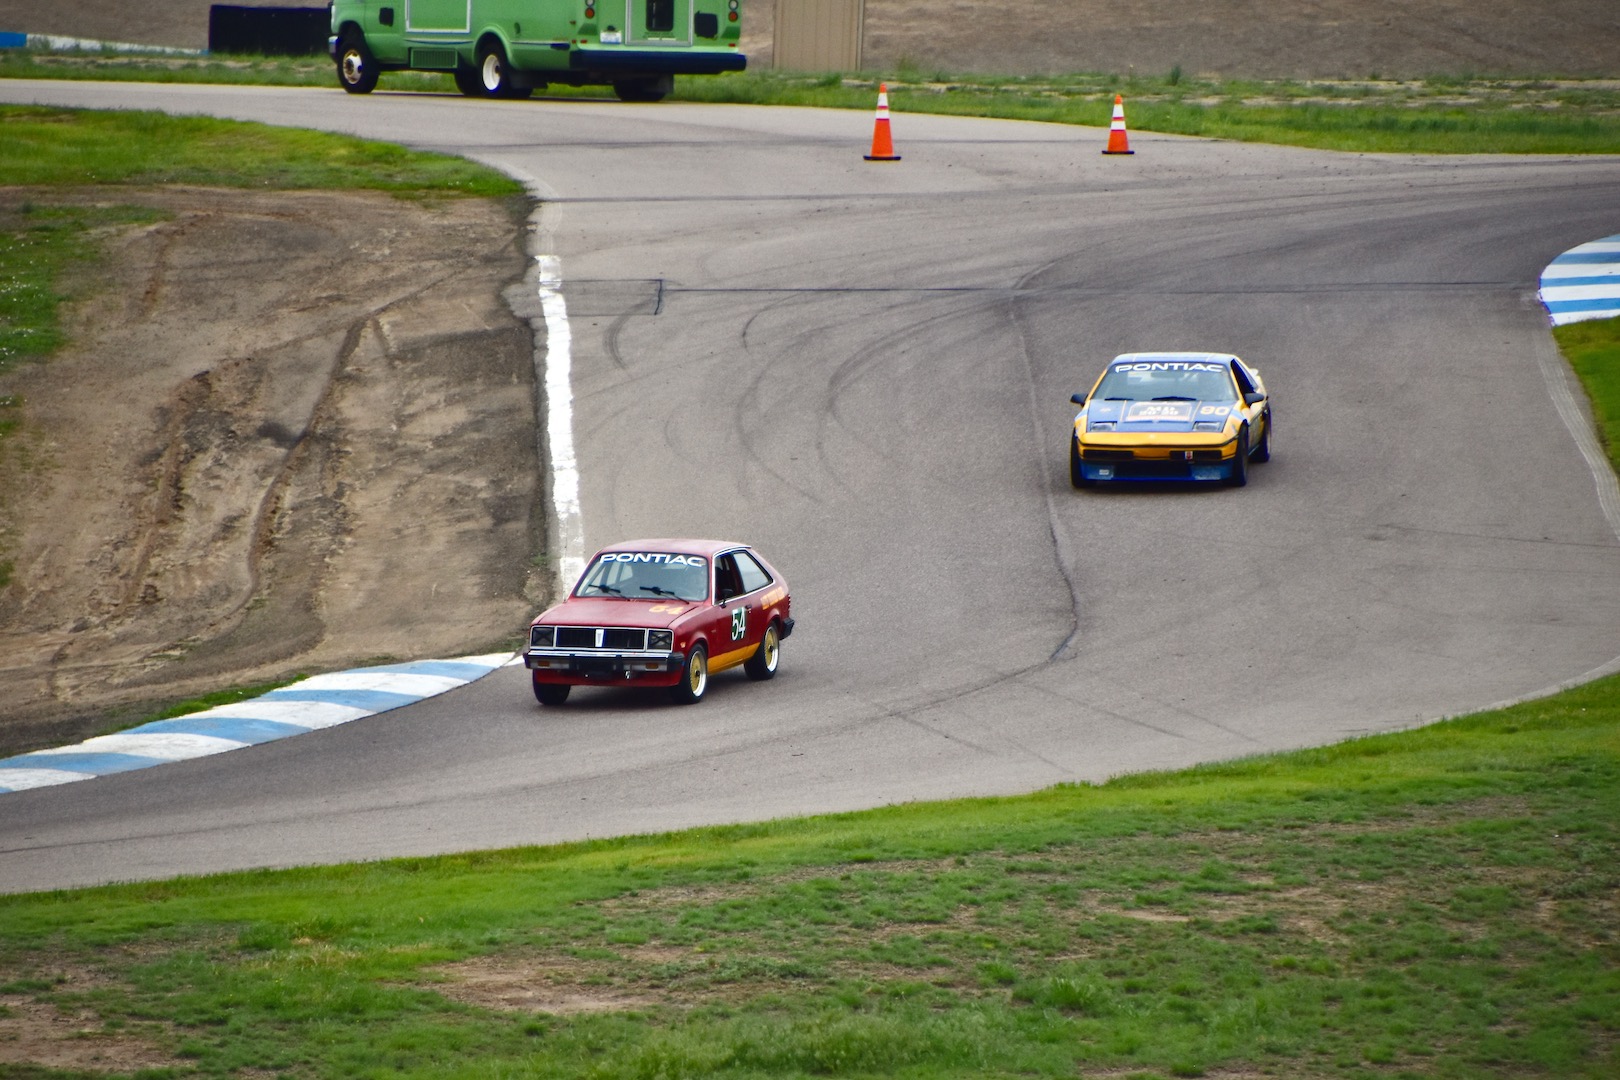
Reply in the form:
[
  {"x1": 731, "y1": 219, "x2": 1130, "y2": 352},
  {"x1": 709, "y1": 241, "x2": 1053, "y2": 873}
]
[{"x1": 710, "y1": 552, "x2": 761, "y2": 672}]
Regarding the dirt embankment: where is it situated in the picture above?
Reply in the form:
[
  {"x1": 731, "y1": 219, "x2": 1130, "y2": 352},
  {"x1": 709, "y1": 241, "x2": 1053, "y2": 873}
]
[
  {"x1": 1, "y1": 0, "x2": 1616, "y2": 78},
  {"x1": 0, "y1": 188, "x2": 546, "y2": 756}
]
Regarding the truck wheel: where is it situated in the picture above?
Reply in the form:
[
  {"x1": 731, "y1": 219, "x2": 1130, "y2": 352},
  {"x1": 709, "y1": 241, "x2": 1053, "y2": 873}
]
[
  {"x1": 477, "y1": 40, "x2": 531, "y2": 99},
  {"x1": 453, "y1": 67, "x2": 485, "y2": 97},
  {"x1": 337, "y1": 33, "x2": 379, "y2": 94},
  {"x1": 613, "y1": 77, "x2": 670, "y2": 102}
]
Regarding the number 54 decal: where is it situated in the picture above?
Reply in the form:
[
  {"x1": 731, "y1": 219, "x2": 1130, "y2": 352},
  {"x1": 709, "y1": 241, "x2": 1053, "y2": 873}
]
[{"x1": 730, "y1": 606, "x2": 747, "y2": 641}]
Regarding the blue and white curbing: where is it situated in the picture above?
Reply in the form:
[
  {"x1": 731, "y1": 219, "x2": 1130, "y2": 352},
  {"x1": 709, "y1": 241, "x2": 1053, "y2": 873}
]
[
  {"x1": 1539, "y1": 234, "x2": 1620, "y2": 326},
  {"x1": 0, "y1": 654, "x2": 515, "y2": 794},
  {"x1": 0, "y1": 32, "x2": 203, "y2": 55}
]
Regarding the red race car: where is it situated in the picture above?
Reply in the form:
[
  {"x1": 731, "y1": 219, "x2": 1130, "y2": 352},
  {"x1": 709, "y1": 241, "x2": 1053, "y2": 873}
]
[{"x1": 524, "y1": 539, "x2": 794, "y2": 706}]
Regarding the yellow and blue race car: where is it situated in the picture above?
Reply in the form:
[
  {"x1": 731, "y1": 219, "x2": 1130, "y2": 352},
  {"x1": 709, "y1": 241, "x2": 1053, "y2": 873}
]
[{"x1": 1069, "y1": 352, "x2": 1272, "y2": 487}]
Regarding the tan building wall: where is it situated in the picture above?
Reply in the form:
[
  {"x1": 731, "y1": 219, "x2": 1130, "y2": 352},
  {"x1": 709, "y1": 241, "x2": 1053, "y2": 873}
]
[{"x1": 772, "y1": 0, "x2": 864, "y2": 72}]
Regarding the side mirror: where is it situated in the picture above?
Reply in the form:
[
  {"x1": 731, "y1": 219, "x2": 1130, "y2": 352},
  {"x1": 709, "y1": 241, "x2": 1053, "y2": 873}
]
[
  {"x1": 1070, "y1": 393, "x2": 1087, "y2": 405},
  {"x1": 1244, "y1": 392, "x2": 1266, "y2": 406}
]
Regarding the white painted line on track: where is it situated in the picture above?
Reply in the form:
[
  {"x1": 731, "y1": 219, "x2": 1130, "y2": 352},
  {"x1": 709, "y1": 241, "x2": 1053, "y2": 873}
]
[
  {"x1": 495, "y1": 163, "x2": 585, "y2": 600},
  {"x1": 537, "y1": 251, "x2": 587, "y2": 596},
  {"x1": 0, "y1": 654, "x2": 513, "y2": 794}
]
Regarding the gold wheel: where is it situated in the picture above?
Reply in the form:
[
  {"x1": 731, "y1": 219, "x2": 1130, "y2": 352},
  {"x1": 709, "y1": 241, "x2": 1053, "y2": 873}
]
[
  {"x1": 745, "y1": 623, "x2": 780, "y2": 680},
  {"x1": 671, "y1": 645, "x2": 708, "y2": 704}
]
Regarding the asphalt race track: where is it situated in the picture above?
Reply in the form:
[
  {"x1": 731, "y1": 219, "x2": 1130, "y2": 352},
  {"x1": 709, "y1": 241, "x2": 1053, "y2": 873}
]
[{"x1": 3, "y1": 81, "x2": 1620, "y2": 892}]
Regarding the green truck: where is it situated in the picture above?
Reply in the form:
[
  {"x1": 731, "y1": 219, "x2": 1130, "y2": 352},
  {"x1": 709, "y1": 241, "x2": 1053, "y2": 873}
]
[{"x1": 329, "y1": 0, "x2": 745, "y2": 102}]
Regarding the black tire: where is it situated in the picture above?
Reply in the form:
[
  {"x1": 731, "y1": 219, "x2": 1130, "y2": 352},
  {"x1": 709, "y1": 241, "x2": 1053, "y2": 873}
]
[
  {"x1": 532, "y1": 679, "x2": 570, "y2": 706},
  {"x1": 476, "y1": 39, "x2": 531, "y2": 98},
  {"x1": 1251, "y1": 411, "x2": 1272, "y2": 463},
  {"x1": 453, "y1": 67, "x2": 485, "y2": 97},
  {"x1": 613, "y1": 77, "x2": 670, "y2": 103},
  {"x1": 336, "y1": 33, "x2": 379, "y2": 94},
  {"x1": 744, "y1": 622, "x2": 781, "y2": 681},
  {"x1": 669, "y1": 644, "x2": 708, "y2": 704},
  {"x1": 1228, "y1": 426, "x2": 1250, "y2": 487},
  {"x1": 1069, "y1": 436, "x2": 1093, "y2": 489}
]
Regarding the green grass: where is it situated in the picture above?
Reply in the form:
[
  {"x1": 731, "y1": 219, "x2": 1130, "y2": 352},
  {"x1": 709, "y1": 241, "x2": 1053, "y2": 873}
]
[
  {"x1": 2, "y1": 672, "x2": 1617, "y2": 1078},
  {"x1": 8, "y1": 49, "x2": 1620, "y2": 153},
  {"x1": 0, "y1": 201, "x2": 166, "y2": 376},
  {"x1": 0, "y1": 105, "x2": 520, "y2": 374},
  {"x1": 1554, "y1": 316, "x2": 1620, "y2": 476},
  {"x1": 679, "y1": 70, "x2": 1620, "y2": 155},
  {"x1": 0, "y1": 104, "x2": 524, "y2": 194}
]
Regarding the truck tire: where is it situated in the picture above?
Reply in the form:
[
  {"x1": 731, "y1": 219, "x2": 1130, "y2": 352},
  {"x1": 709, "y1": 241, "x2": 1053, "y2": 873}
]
[
  {"x1": 477, "y1": 40, "x2": 532, "y2": 99},
  {"x1": 336, "y1": 33, "x2": 379, "y2": 94},
  {"x1": 613, "y1": 77, "x2": 671, "y2": 102},
  {"x1": 453, "y1": 67, "x2": 485, "y2": 97}
]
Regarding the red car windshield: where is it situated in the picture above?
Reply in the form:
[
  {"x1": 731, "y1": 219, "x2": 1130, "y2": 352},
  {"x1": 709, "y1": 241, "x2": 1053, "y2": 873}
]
[{"x1": 575, "y1": 552, "x2": 709, "y2": 602}]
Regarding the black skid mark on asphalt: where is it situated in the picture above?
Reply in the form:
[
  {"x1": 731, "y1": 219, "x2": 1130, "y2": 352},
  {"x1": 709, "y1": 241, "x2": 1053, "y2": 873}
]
[
  {"x1": 600, "y1": 308, "x2": 640, "y2": 375},
  {"x1": 729, "y1": 294, "x2": 833, "y2": 505},
  {"x1": 1010, "y1": 679, "x2": 1197, "y2": 743},
  {"x1": 834, "y1": 658, "x2": 1091, "y2": 774},
  {"x1": 1004, "y1": 287, "x2": 1086, "y2": 666},
  {"x1": 821, "y1": 291, "x2": 1009, "y2": 463},
  {"x1": 561, "y1": 278, "x2": 665, "y2": 318}
]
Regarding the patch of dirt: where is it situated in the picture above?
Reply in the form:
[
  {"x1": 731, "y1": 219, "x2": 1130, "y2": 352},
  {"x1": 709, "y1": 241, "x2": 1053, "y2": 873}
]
[
  {"x1": 0, "y1": 1, "x2": 1615, "y2": 79},
  {"x1": 0, "y1": 994, "x2": 181, "y2": 1072},
  {"x1": 0, "y1": 187, "x2": 546, "y2": 757},
  {"x1": 430, "y1": 955, "x2": 663, "y2": 1015},
  {"x1": 0, "y1": 967, "x2": 182, "y2": 1074}
]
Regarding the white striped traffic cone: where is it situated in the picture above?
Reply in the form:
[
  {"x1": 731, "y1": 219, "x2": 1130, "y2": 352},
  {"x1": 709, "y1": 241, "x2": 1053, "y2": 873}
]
[
  {"x1": 864, "y1": 83, "x2": 901, "y2": 161},
  {"x1": 1102, "y1": 94, "x2": 1134, "y2": 155}
]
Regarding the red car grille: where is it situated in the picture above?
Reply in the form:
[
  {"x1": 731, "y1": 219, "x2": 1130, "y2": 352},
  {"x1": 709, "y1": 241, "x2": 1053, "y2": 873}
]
[{"x1": 551, "y1": 627, "x2": 648, "y2": 650}]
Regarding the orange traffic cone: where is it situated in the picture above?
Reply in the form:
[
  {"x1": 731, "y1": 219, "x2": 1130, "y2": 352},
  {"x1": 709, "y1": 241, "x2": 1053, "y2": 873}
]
[
  {"x1": 864, "y1": 83, "x2": 901, "y2": 161},
  {"x1": 1102, "y1": 94, "x2": 1134, "y2": 155}
]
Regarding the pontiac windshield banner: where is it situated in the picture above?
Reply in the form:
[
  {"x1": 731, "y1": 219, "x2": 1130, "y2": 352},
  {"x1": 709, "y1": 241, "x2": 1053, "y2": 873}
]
[{"x1": 598, "y1": 553, "x2": 706, "y2": 567}]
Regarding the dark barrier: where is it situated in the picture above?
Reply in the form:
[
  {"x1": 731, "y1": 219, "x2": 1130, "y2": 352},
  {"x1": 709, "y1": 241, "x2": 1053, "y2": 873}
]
[{"x1": 208, "y1": 6, "x2": 329, "y2": 56}]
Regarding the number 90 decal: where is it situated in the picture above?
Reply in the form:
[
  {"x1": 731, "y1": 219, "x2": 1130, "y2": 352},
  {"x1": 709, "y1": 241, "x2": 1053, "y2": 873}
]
[{"x1": 1199, "y1": 405, "x2": 1232, "y2": 416}]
